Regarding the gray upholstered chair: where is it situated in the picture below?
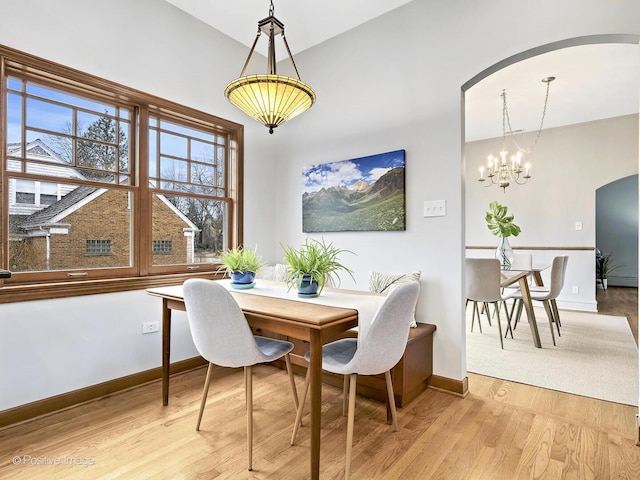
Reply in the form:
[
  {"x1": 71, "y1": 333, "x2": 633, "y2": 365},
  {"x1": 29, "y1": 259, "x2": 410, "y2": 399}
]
[
  {"x1": 182, "y1": 278, "x2": 299, "y2": 472},
  {"x1": 512, "y1": 255, "x2": 568, "y2": 340},
  {"x1": 290, "y1": 281, "x2": 420, "y2": 480},
  {"x1": 466, "y1": 258, "x2": 513, "y2": 348}
]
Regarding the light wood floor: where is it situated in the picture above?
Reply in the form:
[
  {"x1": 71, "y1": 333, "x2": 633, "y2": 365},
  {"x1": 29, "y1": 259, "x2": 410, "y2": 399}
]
[{"x1": 1, "y1": 360, "x2": 639, "y2": 479}]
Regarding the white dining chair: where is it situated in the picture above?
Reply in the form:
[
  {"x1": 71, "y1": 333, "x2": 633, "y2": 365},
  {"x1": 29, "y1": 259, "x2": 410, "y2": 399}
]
[
  {"x1": 290, "y1": 281, "x2": 420, "y2": 480},
  {"x1": 182, "y1": 278, "x2": 300, "y2": 471},
  {"x1": 466, "y1": 258, "x2": 514, "y2": 348},
  {"x1": 510, "y1": 255, "x2": 567, "y2": 343}
]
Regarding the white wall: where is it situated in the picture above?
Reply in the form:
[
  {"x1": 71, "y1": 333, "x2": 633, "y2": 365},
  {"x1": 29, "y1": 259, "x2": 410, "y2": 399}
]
[
  {"x1": 466, "y1": 115, "x2": 639, "y2": 311},
  {"x1": 1, "y1": 0, "x2": 639, "y2": 410}
]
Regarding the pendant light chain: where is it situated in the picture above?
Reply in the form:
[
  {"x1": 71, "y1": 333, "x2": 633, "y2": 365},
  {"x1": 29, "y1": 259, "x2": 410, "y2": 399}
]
[{"x1": 503, "y1": 78, "x2": 553, "y2": 154}]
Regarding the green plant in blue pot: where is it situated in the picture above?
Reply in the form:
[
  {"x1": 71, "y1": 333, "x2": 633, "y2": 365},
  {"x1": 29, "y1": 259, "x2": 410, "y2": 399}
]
[
  {"x1": 218, "y1": 245, "x2": 264, "y2": 288},
  {"x1": 281, "y1": 237, "x2": 355, "y2": 297}
]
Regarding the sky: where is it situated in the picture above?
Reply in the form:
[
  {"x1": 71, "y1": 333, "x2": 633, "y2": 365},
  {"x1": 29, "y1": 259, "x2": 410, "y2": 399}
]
[{"x1": 302, "y1": 149, "x2": 405, "y2": 194}]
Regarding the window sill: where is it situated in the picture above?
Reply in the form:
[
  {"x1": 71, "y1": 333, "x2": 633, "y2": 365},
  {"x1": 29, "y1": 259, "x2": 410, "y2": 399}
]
[{"x1": 0, "y1": 271, "x2": 224, "y2": 304}]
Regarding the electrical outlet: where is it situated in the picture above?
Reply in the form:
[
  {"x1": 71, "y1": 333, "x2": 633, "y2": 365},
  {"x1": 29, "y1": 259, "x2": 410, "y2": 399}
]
[
  {"x1": 572, "y1": 286, "x2": 579, "y2": 294},
  {"x1": 142, "y1": 322, "x2": 159, "y2": 334}
]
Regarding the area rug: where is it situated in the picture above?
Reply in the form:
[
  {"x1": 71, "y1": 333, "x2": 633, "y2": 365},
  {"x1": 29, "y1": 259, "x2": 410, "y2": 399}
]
[{"x1": 466, "y1": 305, "x2": 639, "y2": 406}]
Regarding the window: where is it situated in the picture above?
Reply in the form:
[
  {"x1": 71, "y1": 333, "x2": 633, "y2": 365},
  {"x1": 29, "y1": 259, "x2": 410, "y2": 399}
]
[
  {"x1": 86, "y1": 240, "x2": 112, "y2": 256},
  {"x1": 15, "y1": 179, "x2": 35, "y2": 204},
  {"x1": 152, "y1": 240, "x2": 173, "y2": 255},
  {"x1": 1, "y1": 46, "x2": 243, "y2": 297}
]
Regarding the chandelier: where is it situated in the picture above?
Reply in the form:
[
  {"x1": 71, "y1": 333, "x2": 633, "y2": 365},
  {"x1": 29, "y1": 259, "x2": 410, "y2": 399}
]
[
  {"x1": 224, "y1": 1, "x2": 316, "y2": 134},
  {"x1": 478, "y1": 76, "x2": 555, "y2": 191}
]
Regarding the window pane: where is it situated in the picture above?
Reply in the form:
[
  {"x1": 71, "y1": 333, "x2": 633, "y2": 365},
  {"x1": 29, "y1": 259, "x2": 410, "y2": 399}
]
[
  {"x1": 86, "y1": 239, "x2": 112, "y2": 256},
  {"x1": 7, "y1": 77, "x2": 22, "y2": 91},
  {"x1": 160, "y1": 131, "x2": 187, "y2": 158},
  {"x1": 16, "y1": 192, "x2": 35, "y2": 204},
  {"x1": 191, "y1": 140, "x2": 214, "y2": 164},
  {"x1": 152, "y1": 239, "x2": 173, "y2": 255},
  {"x1": 152, "y1": 193, "x2": 225, "y2": 265},
  {"x1": 9, "y1": 185, "x2": 133, "y2": 272},
  {"x1": 160, "y1": 120, "x2": 215, "y2": 143},
  {"x1": 26, "y1": 83, "x2": 115, "y2": 115},
  {"x1": 77, "y1": 140, "x2": 117, "y2": 171},
  {"x1": 26, "y1": 97, "x2": 73, "y2": 134},
  {"x1": 40, "y1": 194, "x2": 58, "y2": 206},
  {"x1": 7, "y1": 92, "x2": 22, "y2": 145},
  {"x1": 159, "y1": 156, "x2": 187, "y2": 184},
  {"x1": 149, "y1": 129, "x2": 158, "y2": 178}
]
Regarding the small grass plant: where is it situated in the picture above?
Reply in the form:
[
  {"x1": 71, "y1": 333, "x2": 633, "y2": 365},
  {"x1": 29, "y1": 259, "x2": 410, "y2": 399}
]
[
  {"x1": 218, "y1": 245, "x2": 264, "y2": 276},
  {"x1": 281, "y1": 238, "x2": 355, "y2": 294}
]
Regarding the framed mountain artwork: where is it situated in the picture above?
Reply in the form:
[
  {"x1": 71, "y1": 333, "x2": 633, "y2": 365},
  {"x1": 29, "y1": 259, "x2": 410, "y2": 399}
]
[{"x1": 302, "y1": 150, "x2": 406, "y2": 232}]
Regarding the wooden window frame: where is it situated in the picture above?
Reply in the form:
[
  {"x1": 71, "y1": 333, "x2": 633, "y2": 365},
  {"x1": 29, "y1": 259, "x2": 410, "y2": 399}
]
[{"x1": 0, "y1": 45, "x2": 244, "y2": 303}]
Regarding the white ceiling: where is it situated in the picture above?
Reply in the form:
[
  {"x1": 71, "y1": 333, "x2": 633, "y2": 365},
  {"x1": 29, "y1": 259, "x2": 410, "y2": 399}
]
[{"x1": 165, "y1": 1, "x2": 639, "y2": 141}]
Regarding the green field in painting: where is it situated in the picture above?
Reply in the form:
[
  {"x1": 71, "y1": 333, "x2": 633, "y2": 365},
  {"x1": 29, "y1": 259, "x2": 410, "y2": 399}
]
[{"x1": 303, "y1": 191, "x2": 405, "y2": 232}]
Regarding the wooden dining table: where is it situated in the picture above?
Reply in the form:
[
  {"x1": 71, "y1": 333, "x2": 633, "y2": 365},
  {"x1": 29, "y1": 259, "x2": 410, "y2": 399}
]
[
  {"x1": 147, "y1": 280, "x2": 385, "y2": 480},
  {"x1": 500, "y1": 265, "x2": 548, "y2": 348}
]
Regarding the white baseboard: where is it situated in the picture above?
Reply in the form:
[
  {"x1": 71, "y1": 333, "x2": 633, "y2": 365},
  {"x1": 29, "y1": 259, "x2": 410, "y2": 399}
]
[{"x1": 556, "y1": 299, "x2": 598, "y2": 312}]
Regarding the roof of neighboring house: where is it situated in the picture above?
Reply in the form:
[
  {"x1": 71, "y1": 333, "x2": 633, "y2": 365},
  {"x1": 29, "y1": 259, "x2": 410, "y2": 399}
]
[
  {"x1": 7, "y1": 138, "x2": 87, "y2": 180},
  {"x1": 19, "y1": 185, "x2": 98, "y2": 229}
]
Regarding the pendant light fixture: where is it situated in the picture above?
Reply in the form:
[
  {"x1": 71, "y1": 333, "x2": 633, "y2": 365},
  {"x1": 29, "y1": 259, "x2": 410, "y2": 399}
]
[
  {"x1": 478, "y1": 76, "x2": 555, "y2": 191},
  {"x1": 224, "y1": 0, "x2": 316, "y2": 134}
]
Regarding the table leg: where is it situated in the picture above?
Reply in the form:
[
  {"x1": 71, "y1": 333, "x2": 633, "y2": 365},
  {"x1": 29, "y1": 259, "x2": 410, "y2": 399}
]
[
  {"x1": 532, "y1": 271, "x2": 544, "y2": 286},
  {"x1": 162, "y1": 299, "x2": 172, "y2": 406},
  {"x1": 309, "y1": 331, "x2": 322, "y2": 480},
  {"x1": 519, "y1": 278, "x2": 541, "y2": 348}
]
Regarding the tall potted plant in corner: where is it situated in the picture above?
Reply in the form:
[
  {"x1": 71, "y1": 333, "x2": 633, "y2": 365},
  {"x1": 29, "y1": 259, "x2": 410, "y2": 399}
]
[
  {"x1": 485, "y1": 201, "x2": 521, "y2": 269},
  {"x1": 281, "y1": 237, "x2": 355, "y2": 297},
  {"x1": 218, "y1": 245, "x2": 264, "y2": 289},
  {"x1": 596, "y1": 252, "x2": 621, "y2": 289}
]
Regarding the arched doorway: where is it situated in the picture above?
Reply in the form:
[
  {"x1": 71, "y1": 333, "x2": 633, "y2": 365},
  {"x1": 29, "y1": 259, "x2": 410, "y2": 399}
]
[{"x1": 461, "y1": 34, "x2": 640, "y2": 404}]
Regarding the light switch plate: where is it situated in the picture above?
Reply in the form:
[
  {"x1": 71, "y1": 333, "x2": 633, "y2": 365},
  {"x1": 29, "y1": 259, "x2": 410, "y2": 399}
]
[{"x1": 424, "y1": 200, "x2": 446, "y2": 217}]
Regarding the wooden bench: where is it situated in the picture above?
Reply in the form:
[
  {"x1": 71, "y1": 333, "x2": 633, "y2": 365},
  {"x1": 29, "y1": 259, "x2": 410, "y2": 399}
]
[{"x1": 259, "y1": 322, "x2": 436, "y2": 408}]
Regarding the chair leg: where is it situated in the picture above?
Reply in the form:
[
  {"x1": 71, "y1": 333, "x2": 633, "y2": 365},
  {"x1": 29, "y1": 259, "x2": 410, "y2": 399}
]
[
  {"x1": 246, "y1": 365, "x2": 253, "y2": 471},
  {"x1": 551, "y1": 299, "x2": 562, "y2": 335},
  {"x1": 542, "y1": 300, "x2": 557, "y2": 346},
  {"x1": 502, "y1": 301, "x2": 513, "y2": 339},
  {"x1": 494, "y1": 302, "x2": 504, "y2": 349},
  {"x1": 513, "y1": 299, "x2": 524, "y2": 330},
  {"x1": 483, "y1": 302, "x2": 493, "y2": 329},
  {"x1": 291, "y1": 366, "x2": 311, "y2": 445},
  {"x1": 472, "y1": 301, "x2": 482, "y2": 333},
  {"x1": 196, "y1": 362, "x2": 215, "y2": 431},
  {"x1": 343, "y1": 375, "x2": 349, "y2": 417},
  {"x1": 384, "y1": 370, "x2": 398, "y2": 431},
  {"x1": 284, "y1": 354, "x2": 301, "y2": 417},
  {"x1": 345, "y1": 374, "x2": 357, "y2": 480}
]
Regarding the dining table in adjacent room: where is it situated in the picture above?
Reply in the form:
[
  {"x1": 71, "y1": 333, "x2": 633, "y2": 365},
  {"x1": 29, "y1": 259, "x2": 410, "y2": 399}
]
[
  {"x1": 147, "y1": 279, "x2": 386, "y2": 480},
  {"x1": 500, "y1": 264, "x2": 549, "y2": 348}
]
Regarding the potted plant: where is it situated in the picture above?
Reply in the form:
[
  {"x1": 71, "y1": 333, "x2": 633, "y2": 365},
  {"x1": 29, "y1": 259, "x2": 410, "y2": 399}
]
[
  {"x1": 596, "y1": 252, "x2": 621, "y2": 289},
  {"x1": 218, "y1": 245, "x2": 264, "y2": 288},
  {"x1": 485, "y1": 201, "x2": 521, "y2": 269},
  {"x1": 281, "y1": 237, "x2": 355, "y2": 297}
]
